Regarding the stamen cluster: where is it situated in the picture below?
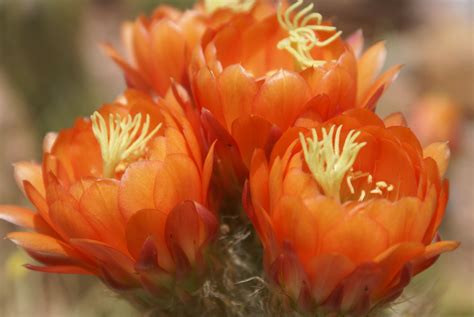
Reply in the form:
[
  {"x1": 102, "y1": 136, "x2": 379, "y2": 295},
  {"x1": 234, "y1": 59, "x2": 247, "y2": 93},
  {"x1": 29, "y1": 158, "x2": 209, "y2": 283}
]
[
  {"x1": 299, "y1": 125, "x2": 366, "y2": 201},
  {"x1": 277, "y1": 0, "x2": 342, "y2": 68},
  {"x1": 91, "y1": 111, "x2": 161, "y2": 178}
]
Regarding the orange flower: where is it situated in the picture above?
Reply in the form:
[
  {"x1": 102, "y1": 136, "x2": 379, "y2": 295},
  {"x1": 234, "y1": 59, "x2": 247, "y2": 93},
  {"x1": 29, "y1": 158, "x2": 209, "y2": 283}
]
[
  {"x1": 0, "y1": 90, "x2": 217, "y2": 301},
  {"x1": 104, "y1": 0, "x2": 274, "y2": 97},
  {"x1": 244, "y1": 109, "x2": 458, "y2": 315},
  {"x1": 190, "y1": 1, "x2": 401, "y2": 187}
]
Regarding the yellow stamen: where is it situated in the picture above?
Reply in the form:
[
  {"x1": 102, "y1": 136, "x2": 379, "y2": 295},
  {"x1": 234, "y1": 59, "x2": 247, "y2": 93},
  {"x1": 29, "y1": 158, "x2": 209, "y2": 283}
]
[
  {"x1": 376, "y1": 181, "x2": 387, "y2": 188},
  {"x1": 277, "y1": 0, "x2": 342, "y2": 69},
  {"x1": 346, "y1": 175, "x2": 355, "y2": 194},
  {"x1": 370, "y1": 187, "x2": 383, "y2": 195},
  {"x1": 204, "y1": 0, "x2": 255, "y2": 14},
  {"x1": 91, "y1": 111, "x2": 161, "y2": 178},
  {"x1": 299, "y1": 125, "x2": 366, "y2": 201}
]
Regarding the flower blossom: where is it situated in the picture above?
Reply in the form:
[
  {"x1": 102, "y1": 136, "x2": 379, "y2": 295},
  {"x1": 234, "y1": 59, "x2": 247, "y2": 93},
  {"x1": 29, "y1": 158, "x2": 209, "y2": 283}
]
[
  {"x1": 189, "y1": 0, "x2": 402, "y2": 190},
  {"x1": 0, "y1": 90, "x2": 217, "y2": 303},
  {"x1": 244, "y1": 109, "x2": 459, "y2": 315},
  {"x1": 104, "y1": 0, "x2": 274, "y2": 97}
]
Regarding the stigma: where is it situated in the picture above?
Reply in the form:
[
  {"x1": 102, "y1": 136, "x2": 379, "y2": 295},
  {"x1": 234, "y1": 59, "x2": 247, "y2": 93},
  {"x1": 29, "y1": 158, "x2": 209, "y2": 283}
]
[
  {"x1": 91, "y1": 111, "x2": 161, "y2": 178},
  {"x1": 299, "y1": 125, "x2": 366, "y2": 202},
  {"x1": 204, "y1": 0, "x2": 255, "y2": 14},
  {"x1": 277, "y1": 0, "x2": 342, "y2": 69}
]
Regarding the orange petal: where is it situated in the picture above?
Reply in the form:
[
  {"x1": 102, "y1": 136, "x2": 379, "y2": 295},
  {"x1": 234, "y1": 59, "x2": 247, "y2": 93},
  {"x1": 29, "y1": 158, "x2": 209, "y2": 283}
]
[
  {"x1": 308, "y1": 254, "x2": 355, "y2": 304},
  {"x1": 273, "y1": 196, "x2": 319, "y2": 265},
  {"x1": 131, "y1": 19, "x2": 153, "y2": 81},
  {"x1": 362, "y1": 192, "x2": 436, "y2": 245},
  {"x1": 195, "y1": 67, "x2": 225, "y2": 125},
  {"x1": 13, "y1": 161, "x2": 45, "y2": 196},
  {"x1": 357, "y1": 41, "x2": 387, "y2": 103},
  {"x1": 359, "y1": 64, "x2": 402, "y2": 110},
  {"x1": 49, "y1": 199, "x2": 98, "y2": 241},
  {"x1": 383, "y1": 112, "x2": 407, "y2": 127},
  {"x1": 423, "y1": 142, "x2": 450, "y2": 177},
  {"x1": 232, "y1": 115, "x2": 274, "y2": 168},
  {"x1": 296, "y1": 95, "x2": 330, "y2": 124},
  {"x1": 79, "y1": 179, "x2": 127, "y2": 252},
  {"x1": 269, "y1": 243, "x2": 306, "y2": 301},
  {"x1": 0, "y1": 205, "x2": 56, "y2": 237},
  {"x1": 333, "y1": 263, "x2": 381, "y2": 314},
  {"x1": 46, "y1": 178, "x2": 97, "y2": 240},
  {"x1": 322, "y1": 214, "x2": 388, "y2": 264},
  {"x1": 0, "y1": 205, "x2": 35, "y2": 228},
  {"x1": 302, "y1": 65, "x2": 356, "y2": 116},
  {"x1": 154, "y1": 154, "x2": 202, "y2": 213},
  {"x1": 101, "y1": 43, "x2": 150, "y2": 92},
  {"x1": 346, "y1": 29, "x2": 364, "y2": 58},
  {"x1": 119, "y1": 160, "x2": 161, "y2": 220},
  {"x1": 370, "y1": 136, "x2": 418, "y2": 199},
  {"x1": 249, "y1": 149, "x2": 270, "y2": 212},
  {"x1": 268, "y1": 157, "x2": 284, "y2": 211},
  {"x1": 422, "y1": 240, "x2": 460, "y2": 259},
  {"x1": 7, "y1": 232, "x2": 85, "y2": 266},
  {"x1": 412, "y1": 240, "x2": 460, "y2": 275},
  {"x1": 253, "y1": 70, "x2": 310, "y2": 130},
  {"x1": 71, "y1": 238, "x2": 138, "y2": 289},
  {"x1": 24, "y1": 180, "x2": 52, "y2": 224},
  {"x1": 270, "y1": 128, "x2": 303, "y2": 164},
  {"x1": 201, "y1": 142, "x2": 216, "y2": 205},
  {"x1": 423, "y1": 181, "x2": 448, "y2": 244},
  {"x1": 149, "y1": 20, "x2": 186, "y2": 95},
  {"x1": 218, "y1": 65, "x2": 258, "y2": 129},
  {"x1": 165, "y1": 201, "x2": 217, "y2": 270},
  {"x1": 125, "y1": 208, "x2": 174, "y2": 272},
  {"x1": 43, "y1": 132, "x2": 58, "y2": 153},
  {"x1": 373, "y1": 242, "x2": 425, "y2": 298},
  {"x1": 201, "y1": 109, "x2": 247, "y2": 186}
]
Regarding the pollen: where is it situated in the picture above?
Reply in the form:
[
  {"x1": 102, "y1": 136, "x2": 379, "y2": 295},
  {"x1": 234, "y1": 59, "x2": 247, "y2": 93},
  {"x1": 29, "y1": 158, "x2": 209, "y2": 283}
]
[
  {"x1": 299, "y1": 125, "x2": 366, "y2": 202},
  {"x1": 204, "y1": 0, "x2": 255, "y2": 14},
  {"x1": 277, "y1": 0, "x2": 342, "y2": 69},
  {"x1": 91, "y1": 111, "x2": 162, "y2": 178}
]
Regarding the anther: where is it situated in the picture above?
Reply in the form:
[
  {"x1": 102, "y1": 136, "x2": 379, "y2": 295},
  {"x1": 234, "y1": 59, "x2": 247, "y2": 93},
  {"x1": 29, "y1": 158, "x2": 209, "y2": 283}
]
[
  {"x1": 376, "y1": 181, "x2": 388, "y2": 188},
  {"x1": 347, "y1": 176, "x2": 355, "y2": 194},
  {"x1": 370, "y1": 188, "x2": 383, "y2": 195}
]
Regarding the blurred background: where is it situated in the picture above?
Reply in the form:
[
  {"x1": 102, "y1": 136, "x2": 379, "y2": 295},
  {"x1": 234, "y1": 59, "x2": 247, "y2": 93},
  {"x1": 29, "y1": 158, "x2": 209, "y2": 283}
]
[{"x1": 0, "y1": 0, "x2": 472, "y2": 316}]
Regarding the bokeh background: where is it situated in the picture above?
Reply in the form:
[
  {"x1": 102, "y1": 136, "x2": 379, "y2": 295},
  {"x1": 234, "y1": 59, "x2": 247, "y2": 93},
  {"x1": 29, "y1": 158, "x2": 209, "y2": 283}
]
[{"x1": 0, "y1": 0, "x2": 472, "y2": 316}]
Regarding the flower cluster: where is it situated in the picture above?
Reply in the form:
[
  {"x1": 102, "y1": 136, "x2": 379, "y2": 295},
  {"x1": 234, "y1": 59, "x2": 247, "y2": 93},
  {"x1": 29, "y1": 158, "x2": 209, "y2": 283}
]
[{"x1": 0, "y1": 0, "x2": 458, "y2": 316}]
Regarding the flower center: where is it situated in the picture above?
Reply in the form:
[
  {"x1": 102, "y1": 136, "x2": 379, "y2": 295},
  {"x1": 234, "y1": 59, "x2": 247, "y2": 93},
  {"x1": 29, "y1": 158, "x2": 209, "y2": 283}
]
[
  {"x1": 204, "y1": 0, "x2": 255, "y2": 14},
  {"x1": 277, "y1": 0, "x2": 342, "y2": 69},
  {"x1": 299, "y1": 125, "x2": 365, "y2": 202},
  {"x1": 91, "y1": 111, "x2": 161, "y2": 178}
]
